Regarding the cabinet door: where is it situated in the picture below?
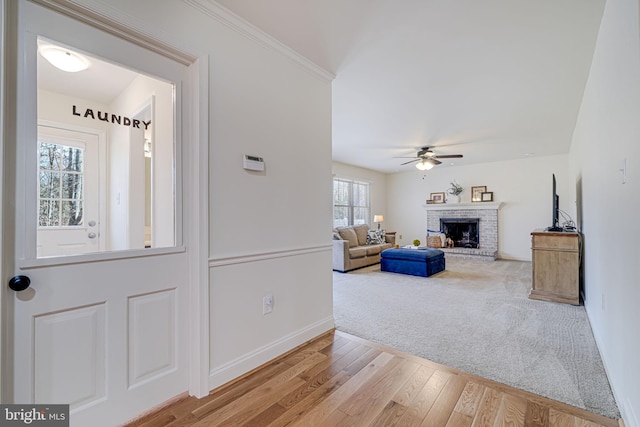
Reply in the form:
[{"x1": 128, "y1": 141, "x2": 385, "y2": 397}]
[
  {"x1": 530, "y1": 233, "x2": 579, "y2": 305},
  {"x1": 532, "y1": 249, "x2": 579, "y2": 296}
]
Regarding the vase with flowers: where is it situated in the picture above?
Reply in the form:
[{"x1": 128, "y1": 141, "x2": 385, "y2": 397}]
[{"x1": 447, "y1": 181, "x2": 463, "y2": 203}]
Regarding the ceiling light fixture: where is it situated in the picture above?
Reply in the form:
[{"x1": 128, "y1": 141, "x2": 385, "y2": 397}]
[
  {"x1": 39, "y1": 44, "x2": 90, "y2": 72},
  {"x1": 415, "y1": 159, "x2": 435, "y2": 171}
]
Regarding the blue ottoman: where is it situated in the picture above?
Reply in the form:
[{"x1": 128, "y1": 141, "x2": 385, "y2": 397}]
[{"x1": 380, "y1": 248, "x2": 445, "y2": 277}]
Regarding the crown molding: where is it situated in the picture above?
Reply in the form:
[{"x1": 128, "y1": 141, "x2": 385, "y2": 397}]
[
  {"x1": 32, "y1": 0, "x2": 197, "y2": 65},
  {"x1": 183, "y1": 0, "x2": 335, "y2": 82}
]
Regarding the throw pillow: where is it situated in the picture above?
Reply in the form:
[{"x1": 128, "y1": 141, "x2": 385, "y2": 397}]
[
  {"x1": 366, "y1": 229, "x2": 386, "y2": 245},
  {"x1": 353, "y1": 224, "x2": 370, "y2": 246},
  {"x1": 337, "y1": 227, "x2": 359, "y2": 248}
]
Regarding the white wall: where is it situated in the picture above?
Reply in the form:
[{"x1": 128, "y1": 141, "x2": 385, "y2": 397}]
[
  {"x1": 332, "y1": 161, "x2": 388, "y2": 228},
  {"x1": 387, "y1": 154, "x2": 572, "y2": 260},
  {"x1": 38, "y1": 90, "x2": 110, "y2": 133},
  {"x1": 570, "y1": 0, "x2": 640, "y2": 424},
  {"x1": 108, "y1": 75, "x2": 174, "y2": 250},
  {"x1": 98, "y1": 1, "x2": 335, "y2": 390}
]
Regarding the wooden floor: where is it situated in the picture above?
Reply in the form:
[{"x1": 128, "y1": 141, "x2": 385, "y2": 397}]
[{"x1": 126, "y1": 330, "x2": 620, "y2": 427}]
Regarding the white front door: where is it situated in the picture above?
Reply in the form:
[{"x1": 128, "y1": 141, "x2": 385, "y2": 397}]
[
  {"x1": 7, "y1": 2, "x2": 197, "y2": 426},
  {"x1": 37, "y1": 124, "x2": 102, "y2": 257}
]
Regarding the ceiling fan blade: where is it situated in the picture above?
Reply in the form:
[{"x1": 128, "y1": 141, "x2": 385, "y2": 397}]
[
  {"x1": 393, "y1": 156, "x2": 420, "y2": 159},
  {"x1": 430, "y1": 158, "x2": 442, "y2": 165},
  {"x1": 400, "y1": 159, "x2": 420, "y2": 165},
  {"x1": 434, "y1": 154, "x2": 463, "y2": 158}
]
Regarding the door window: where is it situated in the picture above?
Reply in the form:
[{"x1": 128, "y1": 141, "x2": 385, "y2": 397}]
[
  {"x1": 38, "y1": 141, "x2": 85, "y2": 227},
  {"x1": 35, "y1": 36, "x2": 177, "y2": 258}
]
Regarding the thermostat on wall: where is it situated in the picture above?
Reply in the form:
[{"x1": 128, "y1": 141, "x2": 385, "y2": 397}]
[{"x1": 243, "y1": 154, "x2": 265, "y2": 171}]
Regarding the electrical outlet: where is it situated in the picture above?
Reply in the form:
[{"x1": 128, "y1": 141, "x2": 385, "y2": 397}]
[
  {"x1": 399, "y1": 234, "x2": 403, "y2": 240},
  {"x1": 601, "y1": 292, "x2": 605, "y2": 311},
  {"x1": 263, "y1": 293, "x2": 273, "y2": 315}
]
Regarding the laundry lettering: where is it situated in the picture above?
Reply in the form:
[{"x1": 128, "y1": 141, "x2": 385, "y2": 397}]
[{"x1": 72, "y1": 105, "x2": 151, "y2": 130}]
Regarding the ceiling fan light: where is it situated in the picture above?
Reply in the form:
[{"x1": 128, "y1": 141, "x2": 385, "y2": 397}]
[
  {"x1": 415, "y1": 160, "x2": 433, "y2": 171},
  {"x1": 39, "y1": 45, "x2": 90, "y2": 72}
]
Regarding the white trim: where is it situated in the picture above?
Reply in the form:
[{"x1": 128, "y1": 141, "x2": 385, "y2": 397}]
[
  {"x1": 209, "y1": 244, "x2": 332, "y2": 268},
  {"x1": 624, "y1": 400, "x2": 638, "y2": 427},
  {"x1": 208, "y1": 316, "x2": 335, "y2": 390},
  {"x1": 30, "y1": 0, "x2": 196, "y2": 65},
  {"x1": 0, "y1": 0, "x2": 7, "y2": 404},
  {"x1": 424, "y1": 202, "x2": 505, "y2": 211},
  {"x1": 333, "y1": 174, "x2": 374, "y2": 186},
  {"x1": 183, "y1": 0, "x2": 335, "y2": 82},
  {"x1": 18, "y1": 245, "x2": 186, "y2": 269},
  {"x1": 186, "y1": 56, "x2": 210, "y2": 399}
]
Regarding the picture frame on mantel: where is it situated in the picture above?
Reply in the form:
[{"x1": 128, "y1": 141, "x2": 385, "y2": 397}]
[
  {"x1": 430, "y1": 192, "x2": 445, "y2": 203},
  {"x1": 481, "y1": 191, "x2": 494, "y2": 202},
  {"x1": 471, "y1": 186, "x2": 486, "y2": 202}
]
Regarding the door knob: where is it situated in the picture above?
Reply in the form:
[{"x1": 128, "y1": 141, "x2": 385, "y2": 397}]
[
  {"x1": 88, "y1": 232, "x2": 97, "y2": 239},
  {"x1": 9, "y1": 275, "x2": 31, "y2": 292}
]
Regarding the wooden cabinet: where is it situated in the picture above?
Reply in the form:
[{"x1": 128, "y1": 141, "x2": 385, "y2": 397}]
[{"x1": 530, "y1": 230, "x2": 580, "y2": 305}]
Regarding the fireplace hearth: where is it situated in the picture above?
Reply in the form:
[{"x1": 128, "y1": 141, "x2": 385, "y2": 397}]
[{"x1": 440, "y1": 218, "x2": 480, "y2": 248}]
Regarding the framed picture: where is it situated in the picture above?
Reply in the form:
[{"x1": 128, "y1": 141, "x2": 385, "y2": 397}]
[
  {"x1": 481, "y1": 191, "x2": 493, "y2": 202},
  {"x1": 430, "y1": 192, "x2": 445, "y2": 204},
  {"x1": 471, "y1": 186, "x2": 486, "y2": 202}
]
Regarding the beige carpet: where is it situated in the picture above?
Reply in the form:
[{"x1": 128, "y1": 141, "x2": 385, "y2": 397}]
[{"x1": 333, "y1": 257, "x2": 620, "y2": 419}]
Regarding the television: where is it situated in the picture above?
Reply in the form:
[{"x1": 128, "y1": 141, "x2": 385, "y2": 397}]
[{"x1": 547, "y1": 174, "x2": 563, "y2": 231}]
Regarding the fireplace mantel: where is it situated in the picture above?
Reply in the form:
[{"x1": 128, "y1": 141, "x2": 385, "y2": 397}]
[{"x1": 423, "y1": 202, "x2": 504, "y2": 211}]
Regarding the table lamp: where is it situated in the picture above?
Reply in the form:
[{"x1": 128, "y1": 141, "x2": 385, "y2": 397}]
[{"x1": 373, "y1": 215, "x2": 384, "y2": 230}]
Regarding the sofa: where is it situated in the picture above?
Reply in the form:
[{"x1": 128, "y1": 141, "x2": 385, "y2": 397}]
[{"x1": 332, "y1": 224, "x2": 396, "y2": 272}]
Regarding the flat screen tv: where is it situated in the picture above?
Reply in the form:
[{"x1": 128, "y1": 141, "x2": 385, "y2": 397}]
[{"x1": 548, "y1": 174, "x2": 563, "y2": 231}]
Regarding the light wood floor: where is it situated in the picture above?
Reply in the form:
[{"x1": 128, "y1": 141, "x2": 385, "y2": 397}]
[{"x1": 126, "y1": 330, "x2": 620, "y2": 427}]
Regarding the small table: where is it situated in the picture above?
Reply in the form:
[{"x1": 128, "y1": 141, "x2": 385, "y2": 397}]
[{"x1": 380, "y1": 247, "x2": 446, "y2": 277}]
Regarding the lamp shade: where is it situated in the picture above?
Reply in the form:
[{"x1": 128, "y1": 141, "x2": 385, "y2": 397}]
[{"x1": 373, "y1": 215, "x2": 384, "y2": 223}]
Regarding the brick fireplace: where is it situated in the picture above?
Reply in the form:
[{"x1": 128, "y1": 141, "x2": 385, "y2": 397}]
[{"x1": 425, "y1": 202, "x2": 504, "y2": 260}]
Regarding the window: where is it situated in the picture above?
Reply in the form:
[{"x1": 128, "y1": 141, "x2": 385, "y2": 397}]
[
  {"x1": 39, "y1": 140, "x2": 84, "y2": 227},
  {"x1": 333, "y1": 177, "x2": 370, "y2": 227}
]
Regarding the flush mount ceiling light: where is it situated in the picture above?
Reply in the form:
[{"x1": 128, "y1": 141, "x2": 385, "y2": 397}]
[{"x1": 39, "y1": 44, "x2": 90, "y2": 72}]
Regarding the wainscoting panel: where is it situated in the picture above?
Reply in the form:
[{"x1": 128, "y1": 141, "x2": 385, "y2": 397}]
[
  {"x1": 128, "y1": 288, "x2": 178, "y2": 388},
  {"x1": 34, "y1": 303, "x2": 107, "y2": 410},
  {"x1": 208, "y1": 246, "x2": 333, "y2": 390}
]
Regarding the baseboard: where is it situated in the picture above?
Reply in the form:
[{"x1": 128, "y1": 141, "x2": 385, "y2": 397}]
[
  {"x1": 208, "y1": 316, "x2": 335, "y2": 390},
  {"x1": 623, "y1": 399, "x2": 638, "y2": 427},
  {"x1": 120, "y1": 392, "x2": 189, "y2": 427},
  {"x1": 497, "y1": 254, "x2": 531, "y2": 262},
  {"x1": 585, "y1": 305, "x2": 635, "y2": 426}
]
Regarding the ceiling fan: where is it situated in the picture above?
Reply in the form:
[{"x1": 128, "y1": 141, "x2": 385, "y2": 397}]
[{"x1": 395, "y1": 146, "x2": 463, "y2": 170}]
